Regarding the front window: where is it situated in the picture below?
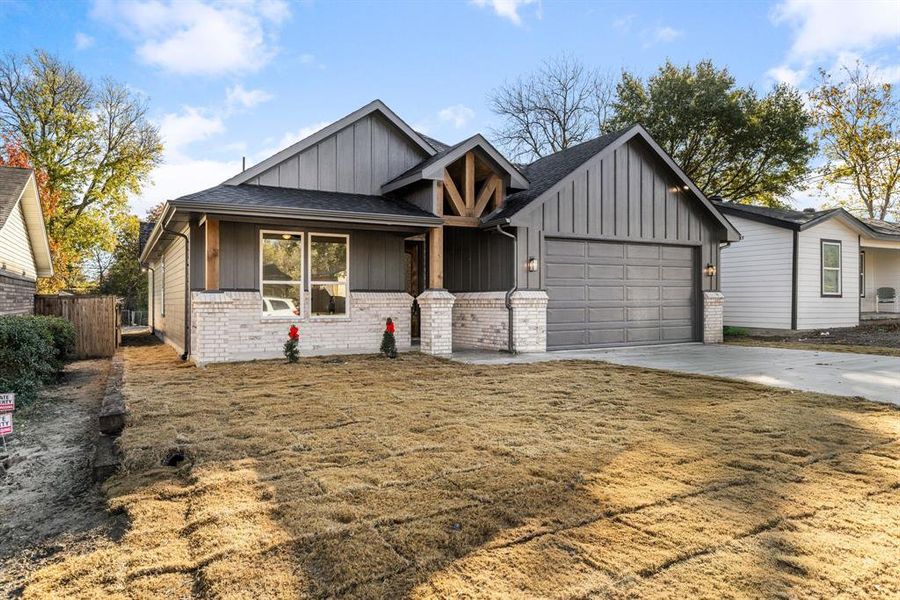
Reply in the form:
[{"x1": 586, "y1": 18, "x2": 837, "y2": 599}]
[
  {"x1": 821, "y1": 240, "x2": 842, "y2": 296},
  {"x1": 261, "y1": 232, "x2": 303, "y2": 317},
  {"x1": 860, "y1": 251, "x2": 866, "y2": 298},
  {"x1": 309, "y1": 234, "x2": 348, "y2": 316}
]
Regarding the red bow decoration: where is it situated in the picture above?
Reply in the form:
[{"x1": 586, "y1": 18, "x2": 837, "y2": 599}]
[
  {"x1": 385, "y1": 319, "x2": 395, "y2": 334},
  {"x1": 288, "y1": 325, "x2": 300, "y2": 340}
]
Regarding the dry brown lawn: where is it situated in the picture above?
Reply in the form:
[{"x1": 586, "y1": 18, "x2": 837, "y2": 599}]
[{"x1": 22, "y1": 337, "x2": 900, "y2": 599}]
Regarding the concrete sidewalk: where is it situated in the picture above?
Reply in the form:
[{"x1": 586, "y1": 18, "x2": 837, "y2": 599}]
[{"x1": 452, "y1": 343, "x2": 900, "y2": 406}]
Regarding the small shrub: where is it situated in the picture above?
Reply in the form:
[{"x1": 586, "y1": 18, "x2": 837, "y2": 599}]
[
  {"x1": 723, "y1": 326, "x2": 749, "y2": 338},
  {"x1": 380, "y1": 318, "x2": 397, "y2": 358},
  {"x1": 26, "y1": 315, "x2": 75, "y2": 378},
  {"x1": 284, "y1": 324, "x2": 300, "y2": 363},
  {"x1": 0, "y1": 315, "x2": 55, "y2": 404}
]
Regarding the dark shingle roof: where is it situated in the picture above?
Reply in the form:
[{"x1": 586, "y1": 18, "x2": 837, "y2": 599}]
[
  {"x1": 863, "y1": 218, "x2": 900, "y2": 237},
  {"x1": 171, "y1": 184, "x2": 440, "y2": 221},
  {"x1": 491, "y1": 129, "x2": 630, "y2": 221},
  {"x1": 386, "y1": 140, "x2": 465, "y2": 186},
  {"x1": 417, "y1": 132, "x2": 451, "y2": 153},
  {"x1": 0, "y1": 166, "x2": 33, "y2": 229},
  {"x1": 712, "y1": 200, "x2": 838, "y2": 228},
  {"x1": 139, "y1": 221, "x2": 155, "y2": 256}
]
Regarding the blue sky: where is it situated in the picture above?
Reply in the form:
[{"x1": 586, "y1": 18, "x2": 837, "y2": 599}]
[{"x1": 1, "y1": 0, "x2": 899, "y2": 215}]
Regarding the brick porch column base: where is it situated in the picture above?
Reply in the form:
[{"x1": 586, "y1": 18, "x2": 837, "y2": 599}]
[
  {"x1": 510, "y1": 290, "x2": 549, "y2": 353},
  {"x1": 703, "y1": 291, "x2": 725, "y2": 344},
  {"x1": 417, "y1": 289, "x2": 455, "y2": 356}
]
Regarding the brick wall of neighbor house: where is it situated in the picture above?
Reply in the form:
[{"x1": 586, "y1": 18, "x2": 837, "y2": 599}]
[
  {"x1": 190, "y1": 291, "x2": 413, "y2": 365},
  {"x1": 703, "y1": 291, "x2": 725, "y2": 344},
  {"x1": 452, "y1": 292, "x2": 508, "y2": 350},
  {"x1": 0, "y1": 269, "x2": 35, "y2": 315}
]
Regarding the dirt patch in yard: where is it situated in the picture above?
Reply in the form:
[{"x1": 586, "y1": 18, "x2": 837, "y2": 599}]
[
  {"x1": 0, "y1": 359, "x2": 125, "y2": 597},
  {"x1": 727, "y1": 320, "x2": 900, "y2": 356},
  {"x1": 17, "y1": 336, "x2": 900, "y2": 599}
]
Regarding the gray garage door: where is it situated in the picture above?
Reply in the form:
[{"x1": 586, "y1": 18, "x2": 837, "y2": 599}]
[{"x1": 545, "y1": 239, "x2": 698, "y2": 350}]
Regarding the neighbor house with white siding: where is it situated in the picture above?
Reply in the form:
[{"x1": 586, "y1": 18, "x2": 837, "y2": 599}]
[
  {"x1": 0, "y1": 167, "x2": 53, "y2": 315},
  {"x1": 715, "y1": 200, "x2": 900, "y2": 331}
]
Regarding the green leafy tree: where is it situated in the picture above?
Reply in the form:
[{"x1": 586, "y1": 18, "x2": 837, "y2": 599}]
[
  {"x1": 97, "y1": 215, "x2": 147, "y2": 311},
  {"x1": 0, "y1": 51, "x2": 163, "y2": 291},
  {"x1": 608, "y1": 60, "x2": 816, "y2": 206},
  {"x1": 809, "y1": 63, "x2": 900, "y2": 221}
]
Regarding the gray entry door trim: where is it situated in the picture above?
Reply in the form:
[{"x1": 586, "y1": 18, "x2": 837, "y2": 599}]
[{"x1": 545, "y1": 238, "x2": 698, "y2": 350}]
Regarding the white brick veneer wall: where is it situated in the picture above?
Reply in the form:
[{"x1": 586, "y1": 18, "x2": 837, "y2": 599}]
[
  {"x1": 510, "y1": 291, "x2": 549, "y2": 353},
  {"x1": 190, "y1": 291, "x2": 412, "y2": 365},
  {"x1": 450, "y1": 290, "x2": 549, "y2": 353},
  {"x1": 703, "y1": 291, "x2": 725, "y2": 344},
  {"x1": 452, "y1": 292, "x2": 508, "y2": 350},
  {"x1": 417, "y1": 289, "x2": 455, "y2": 356}
]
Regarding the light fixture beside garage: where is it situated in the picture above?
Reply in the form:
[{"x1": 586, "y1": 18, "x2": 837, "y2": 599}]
[
  {"x1": 527, "y1": 257, "x2": 538, "y2": 272},
  {"x1": 704, "y1": 263, "x2": 717, "y2": 278}
]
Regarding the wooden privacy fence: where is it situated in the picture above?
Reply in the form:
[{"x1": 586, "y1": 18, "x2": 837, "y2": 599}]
[{"x1": 34, "y1": 295, "x2": 121, "y2": 358}]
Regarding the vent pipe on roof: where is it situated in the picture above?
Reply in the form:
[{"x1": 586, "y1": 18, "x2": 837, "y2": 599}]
[
  {"x1": 242, "y1": 156, "x2": 246, "y2": 172},
  {"x1": 803, "y1": 208, "x2": 816, "y2": 214}
]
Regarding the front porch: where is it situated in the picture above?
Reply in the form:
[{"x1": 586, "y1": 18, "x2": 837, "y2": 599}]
[{"x1": 861, "y1": 244, "x2": 900, "y2": 316}]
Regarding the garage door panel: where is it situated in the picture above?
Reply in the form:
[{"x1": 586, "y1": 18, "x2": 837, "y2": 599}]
[
  {"x1": 663, "y1": 326, "x2": 694, "y2": 341},
  {"x1": 588, "y1": 286, "x2": 624, "y2": 301},
  {"x1": 626, "y1": 306, "x2": 660, "y2": 321},
  {"x1": 588, "y1": 242, "x2": 624, "y2": 258},
  {"x1": 547, "y1": 263, "x2": 586, "y2": 280},
  {"x1": 589, "y1": 307, "x2": 626, "y2": 322},
  {"x1": 546, "y1": 239, "x2": 585, "y2": 257},
  {"x1": 626, "y1": 265, "x2": 660, "y2": 281},
  {"x1": 626, "y1": 244, "x2": 660, "y2": 260},
  {"x1": 546, "y1": 239, "x2": 698, "y2": 350},
  {"x1": 588, "y1": 329, "x2": 626, "y2": 344},
  {"x1": 627, "y1": 286, "x2": 660, "y2": 301},
  {"x1": 662, "y1": 246, "x2": 693, "y2": 261},
  {"x1": 627, "y1": 327, "x2": 661, "y2": 343},
  {"x1": 587, "y1": 265, "x2": 624, "y2": 279}
]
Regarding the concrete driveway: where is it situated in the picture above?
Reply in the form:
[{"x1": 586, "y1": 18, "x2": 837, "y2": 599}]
[{"x1": 452, "y1": 343, "x2": 900, "y2": 406}]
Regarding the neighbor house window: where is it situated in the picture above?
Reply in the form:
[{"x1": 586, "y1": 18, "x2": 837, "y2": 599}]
[
  {"x1": 160, "y1": 256, "x2": 166, "y2": 317},
  {"x1": 261, "y1": 231, "x2": 303, "y2": 317},
  {"x1": 309, "y1": 233, "x2": 348, "y2": 316},
  {"x1": 859, "y1": 251, "x2": 866, "y2": 298},
  {"x1": 821, "y1": 240, "x2": 842, "y2": 296}
]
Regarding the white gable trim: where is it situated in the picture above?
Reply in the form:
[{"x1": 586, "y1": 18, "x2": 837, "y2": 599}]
[
  {"x1": 1, "y1": 172, "x2": 52, "y2": 277},
  {"x1": 224, "y1": 100, "x2": 437, "y2": 186}
]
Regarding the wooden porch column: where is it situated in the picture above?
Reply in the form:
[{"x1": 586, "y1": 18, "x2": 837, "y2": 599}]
[
  {"x1": 205, "y1": 217, "x2": 219, "y2": 290},
  {"x1": 429, "y1": 180, "x2": 444, "y2": 288}
]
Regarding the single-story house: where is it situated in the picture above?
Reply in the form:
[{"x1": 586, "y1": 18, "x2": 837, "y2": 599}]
[
  {"x1": 715, "y1": 201, "x2": 900, "y2": 330},
  {"x1": 0, "y1": 166, "x2": 53, "y2": 315},
  {"x1": 138, "y1": 99, "x2": 740, "y2": 365}
]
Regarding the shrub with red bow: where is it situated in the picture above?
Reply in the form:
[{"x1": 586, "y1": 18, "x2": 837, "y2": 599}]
[
  {"x1": 380, "y1": 318, "x2": 397, "y2": 358},
  {"x1": 284, "y1": 324, "x2": 300, "y2": 363}
]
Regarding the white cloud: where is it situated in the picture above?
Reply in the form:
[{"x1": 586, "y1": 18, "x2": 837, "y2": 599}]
[
  {"x1": 651, "y1": 25, "x2": 682, "y2": 43},
  {"x1": 766, "y1": 64, "x2": 807, "y2": 86},
  {"x1": 438, "y1": 104, "x2": 475, "y2": 129},
  {"x1": 470, "y1": 0, "x2": 539, "y2": 26},
  {"x1": 226, "y1": 84, "x2": 273, "y2": 110},
  {"x1": 158, "y1": 106, "x2": 224, "y2": 156},
  {"x1": 74, "y1": 32, "x2": 95, "y2": 50},
  {"x1": 612, "y1": 14, "x2": 635, "y2": 33},
  {"x1": 91, "y1": 0, "x2": 291, "y2": 76},
  {"x1": 773, "y1": 0, "x2": 900, "y2": 58}
]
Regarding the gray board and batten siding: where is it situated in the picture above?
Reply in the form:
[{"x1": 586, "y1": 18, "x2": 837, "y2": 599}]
[
  {"x1": 243, "y1": 112, "x2": 431, "y2": 197},
  {"x1": 188, "y1": 220, "x2": 408, "y2": 293},
  {"x1": 509, "y1": 136, "x2": 725, "y2": 293}
]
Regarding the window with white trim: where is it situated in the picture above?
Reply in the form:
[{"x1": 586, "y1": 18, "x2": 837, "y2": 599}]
[
  {"x1": 821, "y1": 240, "x2": 842, "y2": 296},
  {"x1": 309, "y1": 233, "x2": 349, "y2": 316},
  {"x1": 859, "y1": 251, "x2": 866, "y2": 298},
  {"x1": 260, "y1": 231, "x2": 303, "y2": 317}
]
